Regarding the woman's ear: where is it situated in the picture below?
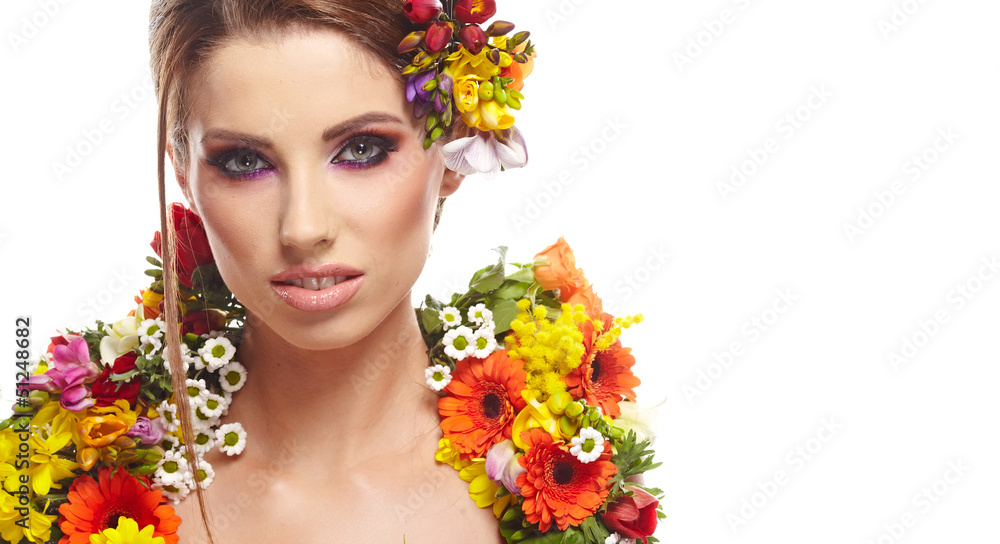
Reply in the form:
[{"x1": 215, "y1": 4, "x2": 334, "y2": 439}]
[
  {"x1": 167, "y1": 143, "x2": 199, "y2": 215},
  {"x1": 440, "y1": 167, "x2": 465, "y2": 198}
]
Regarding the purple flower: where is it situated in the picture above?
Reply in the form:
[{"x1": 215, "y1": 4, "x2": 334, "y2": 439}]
[
  {"x1": 28, "y1": 337, "x2": 100, "y2": 411},
  {"x1": 127, "y1": 416, "x2": 166, "y2": 445},
  {"x1": 442, "y1": 126, "x2": 528, "y2": 179},
  {"x1": 406, "y1": 70, "x2": 437, "y2": 119}
]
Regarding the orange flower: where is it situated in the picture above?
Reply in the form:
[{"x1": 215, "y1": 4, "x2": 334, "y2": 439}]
[
  {"x1": 500, "y1": 42, "x2": 535, "y2": 92},
  {"x1": 533, "y1": 237, "x2": 603, "y2": 314},
  {"x1": 516, "y1": 428, "x2": 617, "y2": 532},
  {"x1": 438, "y1": 350, "x2": 528, "y2": 460},
  {"x1": 564, "y1": 313, "x2": 640, "y2": 417},
  {"x1": 58, "y1": 467, "x2": 180, "y2": 544},
  {"x1": 78, "y1": 414, "x2": 130, "y2": 449}
]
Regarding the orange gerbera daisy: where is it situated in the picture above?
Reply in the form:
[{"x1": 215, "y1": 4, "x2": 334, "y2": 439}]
[
  {"x1": 58, "y1": 467, "x2": 180, "y2": 544},
  {"x1": 516, "y1": 428, "x2": 617, "y2": 532},
  {"x1": 564, "y1": 313, "x2": 640, "y2": 417},
  {"x1": 438, "y1": 350, "x2": 528, "y2": 460}
]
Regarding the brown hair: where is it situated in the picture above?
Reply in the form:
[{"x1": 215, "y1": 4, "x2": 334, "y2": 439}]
[{"x1": 148, "y1": 1, "x2": 429, "y2": 540}]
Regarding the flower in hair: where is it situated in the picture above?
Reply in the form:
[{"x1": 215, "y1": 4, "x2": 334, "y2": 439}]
[{"x1": 398, "y1": 0, "x2": 535, "y2": 176}]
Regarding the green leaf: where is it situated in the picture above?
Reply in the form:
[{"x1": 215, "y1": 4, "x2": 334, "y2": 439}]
[
  {"x1": 506, "y1": 265, "x2": 535, "y2": 283},
  {"x1": 493, "y1": 279, "x2": 529, "y2": 300},
  {"x1": 491, "y1": 299, "x2": 519, "y2": 333},
  {"x1": 469, "y1": 247, "x2": 508, "y2": 293},
  {"x1": 421, "y1": 307, "x2": 441, "y2": 332},
  {"x1": 146, "y1": 255, "x2": 162, "y2": 267}
]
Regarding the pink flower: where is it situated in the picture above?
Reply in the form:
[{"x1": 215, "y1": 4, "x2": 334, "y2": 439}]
[
  {"x1": 485, "y1": 439, "x2": 525, "y2": 495},
  {"x1": 127, "y1": 416, "x2": 166, "y2": 445},
  {"x1": 28, "y1": 337, "x2": 100, "y2": 411},
  {"x1": 455, "y1": 0, "x2": 496, "y2": 24},
  {"x1": 425, "y1": 21, "x2": 454, "y2": 53},
  {"x1": 459, "y1": 24, "x2": 487, "y2": 54},
  {"x1": 442, "y1": 127, "x2": 528, "y2": 179}
]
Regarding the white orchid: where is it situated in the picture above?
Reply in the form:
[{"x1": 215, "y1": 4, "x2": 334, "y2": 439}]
[{"x1": 442, "y1": 127, "x2": 528, "y2": 179}]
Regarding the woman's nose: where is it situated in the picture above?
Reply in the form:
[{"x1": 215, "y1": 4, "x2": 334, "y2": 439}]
[{"x1": 278, "y1": 167, "x2": 336, "y2": 251}]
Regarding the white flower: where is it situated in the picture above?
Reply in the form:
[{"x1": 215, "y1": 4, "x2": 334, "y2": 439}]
[
  {"x1": 157, "y1": 401, "x2": 179, "y2": 433},
  {"x1": 467, "y1": 303, "x2": 493, "y2": 327},
  {"x1": 190, "y1": 426, "x2": 216, "y2": 455},
  {"x1": 605, "y1": 533, "x2": 634, "y2": 544},
  {"x1": 471, "y1": 328, "x2": 498, "y2": 359},
  {"x1": 198, "y1": 392, "x2": 228, "y2": 419},
  {"x1": 193, "y1": 459, "x2": 215, "y2": 489},
  {"x1": 442, "y1": 126, "x2": 528, "y2": 179},
  {"x1": 424, "y1": 365, "x2": 452, "y2": 391},
  {"x1": 570, "y1": 427, "x2": 605, "y2": 464},
  {"x1": 218, "y1": 361, "x2": 248, "y2": 393},
  {"x1": 185, "y1": 378, "x2": 210, "y2": 402},
  {"x1": 613, "y1": 400, "x2": 660, "y2": 445},
  {"x1": 155, "y1": 449, "x2": 190, "y2": 486},
  {"x1": 442, "y1": 325, "x2": 476, "y2": 361},
  {"x1": 138, "y1": 318, "x2": 166, "y2": 345},
  {"x1": 439, "y1": 307, "x2": 462, "y2": 329},
  {"x1": 154, "y1": 478, "x2": 191, "y2": 504},
  {"x1": 160, "y1": 433, "x2": 180, "y2": 451},
  {"x1": 99, "y1": 315, "x2": 140, "y2": 365},
  {"x1": 198, "y1": 337, "x2": 236, "y2": 372},
  {"x1": 216, "y1": 422, "x2": 247, "y2": 456},
  {"x1": 161, "y1": 343, "x2": 195, "y2": 376}
]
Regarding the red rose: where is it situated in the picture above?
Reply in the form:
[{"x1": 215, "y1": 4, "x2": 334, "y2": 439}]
[
  {"x1": 602, "y1": 486, "x2": 660, "y2": 543},
  {"x1": 424, "y1": 21, "x2": 453, "y2": 53},
  {"x1": 91, "y1": 353, "x2": 141, "y2": 408},
  {"x1": 403, "y1": 0, "x2": 442, "y2": 24},
  {"x1": 454, "y1": 0, "x2": 496, "y2": 24},
  {"x1": 458, "y1": 24, "x2": 487, "y2": 54},
  {"x1": 150, "y1": 203, "x2": 214, "y2": 289},
  {"x1": 181, "y1": 309, "x2": 228, "y2": 337}
]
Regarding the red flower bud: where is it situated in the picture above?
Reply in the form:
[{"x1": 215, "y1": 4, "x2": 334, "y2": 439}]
[
  {"x1": 150, "y1": 203, "x2": 214, "y2": 289},
  {"x1": 455, "y1": 0, "x2": 496, "y2": 24},
  {"x1": 424, "y1": 21, "x2": 454, "y2": 53},
  {"x1": 403, "y1": 0, "x2": 443, "y2": 24},
  {"x1": 601, "y1": 486, "x2": 660, "y2": 543},
  {"x1": 458, "y1": 24, "x2": 487, "y2": 54}
]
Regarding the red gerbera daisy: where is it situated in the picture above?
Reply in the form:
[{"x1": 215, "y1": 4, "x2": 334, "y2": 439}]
[
  {"x1": 438, "y1": 350, "x2": 527, "y2": 459},
  {"x1": 58, "y1": 467, "x2": 180, "y2": 544},
  {"x1": 564, "y1": 313, "x2": 641, "y2": 417},
  {"x1": 516, "y1": 428, "x2": 617, "y2": 532}
]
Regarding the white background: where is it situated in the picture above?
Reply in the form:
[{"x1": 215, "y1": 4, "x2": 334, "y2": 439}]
[{"x1": 2, "y1": 1, "x2": 998, "y2": 542}]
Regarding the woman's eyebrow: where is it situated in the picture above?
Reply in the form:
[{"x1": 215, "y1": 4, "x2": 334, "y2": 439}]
[{"x1": 199, "y1": 111, "x2": 405, "y2": 148}]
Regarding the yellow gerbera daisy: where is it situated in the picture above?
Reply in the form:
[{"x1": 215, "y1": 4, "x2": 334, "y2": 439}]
[{"x1": 89, "y1": 516, "x2": 166, "y2": 544}]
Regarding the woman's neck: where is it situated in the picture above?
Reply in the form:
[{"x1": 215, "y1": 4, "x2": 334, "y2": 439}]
[{"x1": 224, "y1": 295, "x2": 441, "y2": 467}]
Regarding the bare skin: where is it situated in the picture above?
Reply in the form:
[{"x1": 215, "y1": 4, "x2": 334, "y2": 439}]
[{"x1": 168, "y1": 26, "x2": 503, "y2": 543}]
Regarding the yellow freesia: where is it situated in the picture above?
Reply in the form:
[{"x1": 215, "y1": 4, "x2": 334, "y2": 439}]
[
  {"x1": 459, "y1": 459, "x2": 511, "y2": 519},
  {"x1": 26, "y1": 431, "x2": 77, "y2": 495},
  {"x1": 435, "y1": 438, "x2": 471, "y2": 471}
]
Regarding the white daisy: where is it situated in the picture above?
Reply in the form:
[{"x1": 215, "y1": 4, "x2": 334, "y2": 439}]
[
  {"x1": 157, "y1": 400, "x2": 179, "y2": 433},
  {"x1": 442, "y1": 325, "x2": 476, "y2": 361},
  {"x1": 216, "y1": 422, "x2": 247, "y2": 456},
  {"x1": 185, "y1": 378, "x2": 210, "y2": 402},
  {"x1": 155, "y1": 479, "x2": 191, "y2": 505},
  {"x1": 467, "y1": 303, "x2": 493, "y2": 327},
  {"x1": 218, "y1": 361, "x2": 248, "y2": 393},
  {"x1": 155, "y1": 449, "x2": 190, "y2": 486},
  {"x1": 471, "y1": 328, "x2": 498, "y2": 359},
  {"x1": 424, "y1": 365, "x2": 452, "y2": 391},
  {"x1": 190, "y1": 427, "x2": 216, "y2": 456},
  {"x1": 199, "y1": 392, "x2": 227, "y2": 419},
  {"x1": 160, "y1": 433, "x2": 180, "y2": 451},
  {"x1": 570, "y1": 427, "x2": 605, "y2": 464},
  {"x1": 605, "y1": 533, "x2": 634, "y2": 544},
  {"x1": 198, "y1": 337, "x2": 236, "y2": 372},
  {"x1": 193, "y1": 459, "x2": 216, "y2": 489},
  {"x1": 138, "y1": 318, "x2": 166, "y2": 345},
  {"x1": 439, "y1": 306, "x2": 462, "y2": 329},
  {"x1": 161, "y1": 343, "x2": 195, "y2": 376}
]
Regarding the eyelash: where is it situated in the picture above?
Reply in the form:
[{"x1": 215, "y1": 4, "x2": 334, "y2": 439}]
[{"x1": 205, "y1": 131, "x2": 400, "y2": 181}]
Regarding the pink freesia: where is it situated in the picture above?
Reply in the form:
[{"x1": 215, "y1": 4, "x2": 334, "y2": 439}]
[
  {"x1": 442, "y1": 127, "x2": 528, "y2": 179},
  {"x1": 485, "y1": 439, "x2": 525, "y2": 495},
  {"x1": 28, "y1": 337, "x2": 100, "y2": 411}
]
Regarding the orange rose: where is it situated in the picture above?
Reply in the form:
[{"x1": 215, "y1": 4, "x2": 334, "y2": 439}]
[
  {"x1": 533, "y1": 237, "x2": 588, "y2": 296},
  {"x1": 565, "y1": 284, "x2": 603, "y2": 316}
]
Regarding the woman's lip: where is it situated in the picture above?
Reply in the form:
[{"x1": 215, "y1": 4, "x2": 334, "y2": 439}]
[
  {"x1": 270, "y1": 275, "x2": 364, "y2": 312},
  {"x1": 270, "y1": 263, "x2": 364, "y2": 282}
]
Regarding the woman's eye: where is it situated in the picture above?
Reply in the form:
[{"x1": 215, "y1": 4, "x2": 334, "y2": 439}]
[
  {"x1": 207, "y1": 148, "x2": 272, "y2": 180},
  {"x1": 331, "y1": 137, "x2": 389, "y2": 167}
]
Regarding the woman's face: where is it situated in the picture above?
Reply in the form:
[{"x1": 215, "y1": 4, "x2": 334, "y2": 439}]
[{"x1": 175, "y1": 27, "x2": 461, "y2": 350}]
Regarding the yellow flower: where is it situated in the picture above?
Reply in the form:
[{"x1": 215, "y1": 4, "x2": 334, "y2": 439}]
[
  {"x1": 453, "y1": 77, "x2": 480, "y2": 114},
  {"x1": 444, "y1": 47, "x2": 516, "y2": 131},
  {"x1": 0, "y1": 490, "x2": 57, "y2": 544},
  {"x1": 26, "y1": 430, "x2": 78, "y2": 495},
  {"x1": 435, "y1": 438, "x2": 471, "y2": 471},
  {"x1": 459, "y1": 459, "x2": 512, "y2": 518},
  {"x1": 88, "y1": 516, "x2": 165, "y2": 544},
  {"x1": 511, "y1": 390, "x2": 565, "y2": 450}
]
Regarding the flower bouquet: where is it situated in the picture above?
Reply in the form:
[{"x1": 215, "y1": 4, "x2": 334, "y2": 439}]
[{"x1": 420, "y1": 238, "x2": 665, "y2": 543}]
